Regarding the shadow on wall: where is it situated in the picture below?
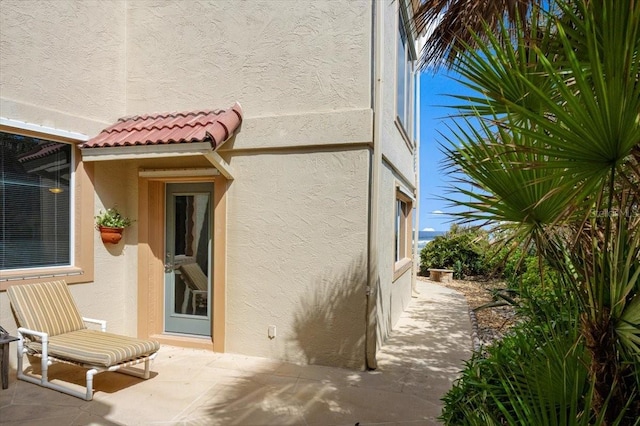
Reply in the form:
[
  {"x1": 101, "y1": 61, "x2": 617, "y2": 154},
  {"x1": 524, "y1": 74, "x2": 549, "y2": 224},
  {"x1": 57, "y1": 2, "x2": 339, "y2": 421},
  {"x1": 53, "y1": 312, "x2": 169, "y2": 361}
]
[
  {"x1": 290, "y1": 255, "x2": 368, "y2": 370},
  {"x1": 375, "y1": 272, "x2": 392, "y2": 350}
]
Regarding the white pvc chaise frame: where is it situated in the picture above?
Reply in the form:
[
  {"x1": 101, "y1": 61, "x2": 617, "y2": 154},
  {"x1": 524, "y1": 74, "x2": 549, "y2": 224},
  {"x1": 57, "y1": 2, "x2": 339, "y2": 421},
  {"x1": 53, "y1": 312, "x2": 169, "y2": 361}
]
[{"x1": 16, "y1": 317, "x2": 157, "y2": 401}]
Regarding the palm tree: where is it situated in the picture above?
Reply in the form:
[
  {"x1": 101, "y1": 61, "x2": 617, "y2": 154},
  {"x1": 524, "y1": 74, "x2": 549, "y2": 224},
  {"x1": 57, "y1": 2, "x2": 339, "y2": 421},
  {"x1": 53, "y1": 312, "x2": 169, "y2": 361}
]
[
  {"x1": 413, "y1": 0, "x2": 540, "y2": 68},
  {"x1": 434, "y1": 0, "x2": 639, "y2": 422}
]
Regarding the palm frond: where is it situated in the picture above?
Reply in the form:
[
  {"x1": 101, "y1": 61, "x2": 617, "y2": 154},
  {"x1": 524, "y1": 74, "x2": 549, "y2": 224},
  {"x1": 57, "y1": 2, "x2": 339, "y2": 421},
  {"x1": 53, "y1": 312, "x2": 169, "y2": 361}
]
[{"x1": 413, "y1": 0, "x2": 543, "y2": 69}]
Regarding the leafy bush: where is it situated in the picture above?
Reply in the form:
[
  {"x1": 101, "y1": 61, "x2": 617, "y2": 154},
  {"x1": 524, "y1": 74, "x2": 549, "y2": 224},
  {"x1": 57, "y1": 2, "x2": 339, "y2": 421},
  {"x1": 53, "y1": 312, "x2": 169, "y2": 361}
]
[
  {"x1": 489, "y1": 243, "x2": 560, "y2": 291},
  {"x1": 435, "y1": 0, "x2": 640, "y2": 419},
  {"x1": 419, "y1": 226, "x2": 491, "y2": 279},
  {"x1": 440, "y1": 286, "x2": 639, "y2": 425}
]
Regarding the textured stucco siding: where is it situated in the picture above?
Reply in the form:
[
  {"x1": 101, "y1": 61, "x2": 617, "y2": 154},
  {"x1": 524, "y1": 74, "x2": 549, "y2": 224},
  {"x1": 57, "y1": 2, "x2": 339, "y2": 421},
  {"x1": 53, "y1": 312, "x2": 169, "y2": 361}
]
[
  {"x1": 371, "y1": 0, "x2": 416, "y2": 348},
  {"x1": 125, "y1": 0, "x2": 372, "y2": 119},
  {"x1": 225, "y1": 149, "x2": 370, "y2": 369},
  {"x1": 0, "y1": 0, "x2": 129, "y2": 343},
  {"x1": 375, "y1": 162, "x2": 414, "y2": 346},
  {"x1": 0, "y1": 0, "x2": 420, "y2": 369},
  {"x1": 0, "y1": 0, "x2": 127, "y2": 135},
  {"x1": 378, "y1": 0, "x2": 416, "y2": 186},
  {"x1": 221, "y1": 108, "x2": 373, "y2": 151},
  {"x1": 89, "y1": 161, "x2": 141, "y2": 335}
]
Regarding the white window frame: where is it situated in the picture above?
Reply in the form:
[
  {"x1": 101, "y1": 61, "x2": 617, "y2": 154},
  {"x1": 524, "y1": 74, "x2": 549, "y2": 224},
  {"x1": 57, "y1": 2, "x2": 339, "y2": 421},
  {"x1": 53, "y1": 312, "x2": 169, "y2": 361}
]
[
  {"x1": 394, "y1": 188, "x2": 413, "y2": 280},
  {"x1": 395, "y1": 7, "x2": 416, "y2": 144}
]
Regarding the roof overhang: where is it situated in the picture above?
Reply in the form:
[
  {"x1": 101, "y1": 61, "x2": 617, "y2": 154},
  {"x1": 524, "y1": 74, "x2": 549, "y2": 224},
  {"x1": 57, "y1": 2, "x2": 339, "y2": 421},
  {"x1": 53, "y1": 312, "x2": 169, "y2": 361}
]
[
  {"x1": 81, "y1": 142, "x2": 235, "y2": 179},
  {"x1": 80, "y1": 103, "x2": 242, "y2": 179},
  {"x1": 81, "y1": 141, "x2": 213, "y2": 162}
]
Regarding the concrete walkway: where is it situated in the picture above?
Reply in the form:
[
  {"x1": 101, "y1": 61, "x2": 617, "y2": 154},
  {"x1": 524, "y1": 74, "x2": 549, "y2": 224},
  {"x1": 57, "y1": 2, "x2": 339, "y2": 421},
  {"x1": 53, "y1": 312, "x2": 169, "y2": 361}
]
[{"x1": 0, "y1": 281, "x2": 472, "y2": 425}]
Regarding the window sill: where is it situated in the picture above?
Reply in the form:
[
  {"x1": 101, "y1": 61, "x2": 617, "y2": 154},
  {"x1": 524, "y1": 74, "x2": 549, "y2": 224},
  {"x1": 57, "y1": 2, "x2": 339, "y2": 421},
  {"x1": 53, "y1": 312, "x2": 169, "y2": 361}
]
[
  {"x1": 393, "y1": 257, "x2": 413, "y2": 282},
  {"x1": 0, "y1": 267, "x2": 91, "y2": 291},
  {"x1": 394, "y1": 118, "x2": 415, "y2": 153}
]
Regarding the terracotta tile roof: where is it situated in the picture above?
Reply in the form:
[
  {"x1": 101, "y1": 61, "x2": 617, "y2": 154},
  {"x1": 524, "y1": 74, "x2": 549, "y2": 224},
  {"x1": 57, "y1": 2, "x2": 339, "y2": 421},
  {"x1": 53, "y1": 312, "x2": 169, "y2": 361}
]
[{"x1": 82, "y1": 102, "x2": 242, "y2": 150}]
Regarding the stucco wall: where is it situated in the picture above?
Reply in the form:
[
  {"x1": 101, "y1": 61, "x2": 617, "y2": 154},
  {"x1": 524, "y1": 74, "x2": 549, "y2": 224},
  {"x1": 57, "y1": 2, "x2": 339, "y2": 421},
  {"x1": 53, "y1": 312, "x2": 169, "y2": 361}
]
[
  {"x1": 0, "y1": 0, "x2": 419, "y2": 370},
  {"x1": 375, "y1": 162, "x2": 414, "y2": 346},
  {"x1": 225, "y1": 148, "x2": 370, "y2": 369},
  {"x1": 371, "y1": 0, "x2": 416, "y2": 347},
  {"x1": 125, "y1": 0, "x2": 371, "y2": 118},
  {"x1": 89, "y1": 161, "x2": 141, "y2": 334},
  {"x1": 0, "y1": 0, "x2": 128, "y2": 352},
  {"x1": 378, "y1": 0, "x2": 416, "y2": 186},
  {"x1": 120, "y1": 0, "x2": 375, "y2": 365},
  {"x1": 0, "y1": 0, "x2": 127, "y2": 135}
]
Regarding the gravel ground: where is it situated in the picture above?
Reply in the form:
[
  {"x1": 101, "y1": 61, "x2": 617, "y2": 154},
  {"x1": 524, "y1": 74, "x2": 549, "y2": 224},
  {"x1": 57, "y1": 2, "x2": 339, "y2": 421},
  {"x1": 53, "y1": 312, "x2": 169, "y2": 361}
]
[{"x1": 417, "y1": 275, "x2": 517, "y2": 347}]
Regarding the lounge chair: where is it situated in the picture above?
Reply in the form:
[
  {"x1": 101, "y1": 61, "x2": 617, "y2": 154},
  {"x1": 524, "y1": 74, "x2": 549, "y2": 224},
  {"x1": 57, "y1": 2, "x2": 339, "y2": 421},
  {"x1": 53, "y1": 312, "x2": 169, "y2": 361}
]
[
  {"x1": 6, "y1": 280, "x2": 160, "y2": 400},
  {"x1": 178, "y1": 263, "x2": 209, "y2": 314}
]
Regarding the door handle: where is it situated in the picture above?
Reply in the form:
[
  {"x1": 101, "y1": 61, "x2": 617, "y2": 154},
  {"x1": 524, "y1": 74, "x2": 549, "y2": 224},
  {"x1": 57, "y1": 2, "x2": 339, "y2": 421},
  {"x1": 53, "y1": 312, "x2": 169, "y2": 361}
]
[{"x1": 165, "y1": 252, "x2": 174, "y2": 273}]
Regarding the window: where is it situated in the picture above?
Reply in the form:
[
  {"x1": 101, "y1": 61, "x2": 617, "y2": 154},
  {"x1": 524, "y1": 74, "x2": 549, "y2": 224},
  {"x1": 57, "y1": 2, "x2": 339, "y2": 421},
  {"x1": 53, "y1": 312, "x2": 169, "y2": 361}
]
[
  {"x1": 394, "y1": 189, "x2": 413, "y2": 279},
  {"x1": 1, "y1": 132, "x2": 72, "y2": 269},
  {"x1": 396, "y1": 11, "x2": 415, "y2": 136},
  {"x1": 0, "y1": 126, "x2": 93, "y2": 288}
]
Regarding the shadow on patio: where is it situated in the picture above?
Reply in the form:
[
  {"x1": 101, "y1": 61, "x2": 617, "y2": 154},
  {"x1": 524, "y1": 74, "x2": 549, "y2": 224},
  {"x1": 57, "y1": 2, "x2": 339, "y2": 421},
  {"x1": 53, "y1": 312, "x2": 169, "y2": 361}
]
[
  {"x1": 0, "y1": 279, "x2": 471, "y2": 425},
  {"x1": 189, "y1": 268, "x2": 471, "y2": 425}
]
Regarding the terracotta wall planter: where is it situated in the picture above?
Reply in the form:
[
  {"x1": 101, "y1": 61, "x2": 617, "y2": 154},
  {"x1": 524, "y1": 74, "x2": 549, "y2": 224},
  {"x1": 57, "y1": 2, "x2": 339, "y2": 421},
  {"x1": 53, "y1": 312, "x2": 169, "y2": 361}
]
[{"x1": 98, "y1": 226, "x2": 124, "y2": 244}]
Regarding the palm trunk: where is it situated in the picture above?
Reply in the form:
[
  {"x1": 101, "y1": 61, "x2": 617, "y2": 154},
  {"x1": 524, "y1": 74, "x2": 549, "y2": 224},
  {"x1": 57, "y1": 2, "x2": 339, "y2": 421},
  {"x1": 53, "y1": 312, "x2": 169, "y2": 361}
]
[{"x1": 582, "y1": 312, "x2": 639, "y2": 425}]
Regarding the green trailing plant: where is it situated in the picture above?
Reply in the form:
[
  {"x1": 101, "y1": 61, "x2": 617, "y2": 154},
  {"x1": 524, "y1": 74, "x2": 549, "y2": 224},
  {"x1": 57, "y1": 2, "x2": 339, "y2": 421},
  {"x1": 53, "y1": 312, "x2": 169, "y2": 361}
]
[{"x1": 95, "y1": 207, "x2": 134, "y2": 229}]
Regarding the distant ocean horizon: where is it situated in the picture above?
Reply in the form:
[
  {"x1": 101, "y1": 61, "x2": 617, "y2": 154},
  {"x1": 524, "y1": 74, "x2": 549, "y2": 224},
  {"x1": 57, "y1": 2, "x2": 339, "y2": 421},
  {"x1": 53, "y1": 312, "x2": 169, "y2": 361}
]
[{"x1": 417, "y1": 230, "x2": 446, "y2": 249}]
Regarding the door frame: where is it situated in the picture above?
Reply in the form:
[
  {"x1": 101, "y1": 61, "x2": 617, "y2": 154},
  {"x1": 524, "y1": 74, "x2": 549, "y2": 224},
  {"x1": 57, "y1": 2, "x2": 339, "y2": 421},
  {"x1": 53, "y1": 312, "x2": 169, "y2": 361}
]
[
  {"x1": 137, "y1": 175, "x2": 227, "y2": 351},
  {"x1": 164, "y1": 182, "x2": 213, "y2": 336}
]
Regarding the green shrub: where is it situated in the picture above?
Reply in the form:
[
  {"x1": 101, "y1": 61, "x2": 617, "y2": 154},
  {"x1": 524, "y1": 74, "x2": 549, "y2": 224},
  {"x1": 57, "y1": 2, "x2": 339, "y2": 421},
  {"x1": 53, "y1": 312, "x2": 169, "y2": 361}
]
[
  {"x1": 485, "y1": 240, "x2": 561, "y2": 294},
  {"x1": 505, "y1": 252, "x2": 559, "y2": 290},
  {"x1": 419, "y1": 226, "x2": 491, "y2": 279},
  {"x1": 440, "y1": 286, "x2": 638, "y2": 425}
]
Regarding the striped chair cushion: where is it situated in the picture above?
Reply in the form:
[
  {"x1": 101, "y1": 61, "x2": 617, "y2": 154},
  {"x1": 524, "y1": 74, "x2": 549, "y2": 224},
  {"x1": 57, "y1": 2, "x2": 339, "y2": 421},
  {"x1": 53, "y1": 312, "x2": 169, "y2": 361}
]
[
  {"x1": 28, "y1": 329, "x2": 160, "y2": 367},
  {"x1": 7, "y1": 280, "x2": 86, "y2": 338}
]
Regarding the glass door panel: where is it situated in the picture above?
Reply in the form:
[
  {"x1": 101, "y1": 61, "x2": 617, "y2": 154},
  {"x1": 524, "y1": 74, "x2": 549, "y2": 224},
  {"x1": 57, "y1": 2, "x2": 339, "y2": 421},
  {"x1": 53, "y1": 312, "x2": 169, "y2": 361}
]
[{"x1": 164, "y1": 183, "x2": 213, "y2": 336}]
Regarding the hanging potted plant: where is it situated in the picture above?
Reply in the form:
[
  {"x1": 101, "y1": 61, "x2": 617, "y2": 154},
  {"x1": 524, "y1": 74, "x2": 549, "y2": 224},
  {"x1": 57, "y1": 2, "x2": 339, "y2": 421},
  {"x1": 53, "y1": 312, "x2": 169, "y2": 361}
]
[{"x1": 95, "y1": 207, "x2": 134, "y2": 244}]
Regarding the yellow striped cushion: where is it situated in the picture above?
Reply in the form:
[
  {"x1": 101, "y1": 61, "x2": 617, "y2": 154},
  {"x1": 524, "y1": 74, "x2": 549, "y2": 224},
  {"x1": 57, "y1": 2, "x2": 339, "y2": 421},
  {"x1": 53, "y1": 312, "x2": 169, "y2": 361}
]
[
  {"x1": 28, "y1": 329, "x2": 160, "y2": 367},
  {"x1": 7, "y1": 280, "x2": 85, "y2": 338}
]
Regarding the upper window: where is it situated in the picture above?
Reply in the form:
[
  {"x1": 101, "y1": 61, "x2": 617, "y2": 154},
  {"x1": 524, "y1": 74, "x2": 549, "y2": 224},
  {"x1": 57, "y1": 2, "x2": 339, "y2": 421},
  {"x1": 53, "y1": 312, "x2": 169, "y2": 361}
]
[
  {"x1": 395, "y1": 195, "x2": 411, "y2": 264},
  {"x1": 1, "y1": 131, "x2": 72, "y2": 270},
  {"x1": 396, "y1": 12, "x2": 415, "y2": 137}
]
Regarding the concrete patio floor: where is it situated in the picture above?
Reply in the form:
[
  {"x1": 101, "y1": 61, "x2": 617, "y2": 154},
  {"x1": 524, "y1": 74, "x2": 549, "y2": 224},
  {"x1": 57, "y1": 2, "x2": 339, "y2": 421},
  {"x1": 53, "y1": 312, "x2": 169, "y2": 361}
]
[{"x1": 0, "y1": 281, "x2": 472, "y2": 425}]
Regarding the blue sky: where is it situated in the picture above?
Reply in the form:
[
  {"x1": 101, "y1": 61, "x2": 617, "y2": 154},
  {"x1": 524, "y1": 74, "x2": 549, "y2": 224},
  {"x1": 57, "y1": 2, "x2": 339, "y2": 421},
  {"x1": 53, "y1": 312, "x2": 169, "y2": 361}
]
[{"x1": 418, "y1": 70, "x2": 472, "y2": 232}]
